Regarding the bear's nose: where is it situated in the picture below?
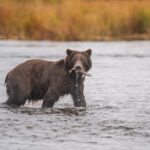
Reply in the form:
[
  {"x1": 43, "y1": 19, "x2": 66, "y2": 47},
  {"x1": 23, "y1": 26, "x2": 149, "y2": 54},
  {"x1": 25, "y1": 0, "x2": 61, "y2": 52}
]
[{"x1": 75, "y1": 66, "x2": 81, "y2": 70}]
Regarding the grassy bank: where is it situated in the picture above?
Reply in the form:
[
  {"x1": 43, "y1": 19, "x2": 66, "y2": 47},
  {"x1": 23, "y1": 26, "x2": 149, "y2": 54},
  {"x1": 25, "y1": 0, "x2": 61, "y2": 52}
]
[{"x1": 0, "y1": 0, "x2": 150, "y2": 41}]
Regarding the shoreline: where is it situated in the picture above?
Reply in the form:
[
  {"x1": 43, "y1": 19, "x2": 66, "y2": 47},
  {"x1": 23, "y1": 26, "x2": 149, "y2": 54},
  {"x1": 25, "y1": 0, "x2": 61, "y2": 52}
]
[{"x1": 0, "y1": 34, "x2": 150, "y2": 41}]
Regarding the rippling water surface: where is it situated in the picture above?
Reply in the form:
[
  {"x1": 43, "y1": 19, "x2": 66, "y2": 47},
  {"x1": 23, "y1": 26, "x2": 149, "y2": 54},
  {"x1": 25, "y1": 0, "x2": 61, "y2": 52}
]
[{"x1": 0, "y1": 40, "x2": 150, "y2": 150}]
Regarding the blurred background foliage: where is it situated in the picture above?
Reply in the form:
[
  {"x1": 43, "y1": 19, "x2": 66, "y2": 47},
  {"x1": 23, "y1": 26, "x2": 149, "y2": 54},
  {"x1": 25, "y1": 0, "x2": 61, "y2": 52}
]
[{"x1": 0, "y1": 0, "x2": 150, "y2": 40}]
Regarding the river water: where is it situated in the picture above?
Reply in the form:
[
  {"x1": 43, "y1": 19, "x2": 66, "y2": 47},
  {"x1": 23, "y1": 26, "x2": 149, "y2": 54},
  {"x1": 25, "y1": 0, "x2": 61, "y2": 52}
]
[{"x1": 0, "y1": 40, "x2": 150, "y2": 150}]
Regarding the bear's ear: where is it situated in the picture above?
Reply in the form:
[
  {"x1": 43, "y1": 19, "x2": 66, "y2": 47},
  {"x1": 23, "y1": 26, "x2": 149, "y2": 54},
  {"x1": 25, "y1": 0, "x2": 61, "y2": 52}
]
[
  {"x1": 85, "y1": 49, "x2": 92, "y2": 56},
  {"x1": 66, "y1": 49, "x2": 73, "y2": 56}
]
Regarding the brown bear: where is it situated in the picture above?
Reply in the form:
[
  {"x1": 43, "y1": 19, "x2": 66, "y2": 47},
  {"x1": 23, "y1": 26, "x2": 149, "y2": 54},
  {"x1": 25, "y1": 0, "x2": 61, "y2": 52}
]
[{"x1": 5, "y1": 49, "x2": 92, "y2": 108}]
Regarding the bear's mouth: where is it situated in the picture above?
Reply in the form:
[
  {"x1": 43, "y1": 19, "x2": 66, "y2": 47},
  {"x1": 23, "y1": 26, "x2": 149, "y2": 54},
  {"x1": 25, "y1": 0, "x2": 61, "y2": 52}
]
[{"x1": 69, "y1": 67, "x2": 91, "y2": 77}]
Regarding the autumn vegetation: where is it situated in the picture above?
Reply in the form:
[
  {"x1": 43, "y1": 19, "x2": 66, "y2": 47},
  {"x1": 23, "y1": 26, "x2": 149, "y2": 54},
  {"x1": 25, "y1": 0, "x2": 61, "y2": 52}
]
[{"x1": 0, "y1": 0, "x2": 150, "y2": 41}]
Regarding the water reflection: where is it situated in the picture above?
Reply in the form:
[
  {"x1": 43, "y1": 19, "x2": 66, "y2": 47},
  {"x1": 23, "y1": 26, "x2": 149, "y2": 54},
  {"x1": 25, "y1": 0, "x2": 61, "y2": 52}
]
[{"x1": 0, "y1": 41, "x2": 150, "y2": 150}]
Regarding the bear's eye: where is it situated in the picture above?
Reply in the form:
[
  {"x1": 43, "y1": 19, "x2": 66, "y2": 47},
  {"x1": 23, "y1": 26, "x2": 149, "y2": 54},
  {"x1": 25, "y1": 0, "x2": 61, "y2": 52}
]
[
  {"x1": 73, "y1": 58, "x2": 77, "y2": 62},
  {"x1": 80, "y1": 58, "x2": 84, "y2": 61}
]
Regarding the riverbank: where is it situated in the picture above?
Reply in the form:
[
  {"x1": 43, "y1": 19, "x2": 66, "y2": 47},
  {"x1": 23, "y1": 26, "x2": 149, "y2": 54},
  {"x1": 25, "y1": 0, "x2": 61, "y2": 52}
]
[{"x1": 0, "y1": 0, "x2": 150, "y2": 41}]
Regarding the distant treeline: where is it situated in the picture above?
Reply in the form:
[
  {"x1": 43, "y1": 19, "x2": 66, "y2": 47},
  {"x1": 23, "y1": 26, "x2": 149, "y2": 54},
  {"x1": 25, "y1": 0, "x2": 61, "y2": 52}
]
[{"x1": 0, "y1": 0, "x2": 150, "y2": 40}]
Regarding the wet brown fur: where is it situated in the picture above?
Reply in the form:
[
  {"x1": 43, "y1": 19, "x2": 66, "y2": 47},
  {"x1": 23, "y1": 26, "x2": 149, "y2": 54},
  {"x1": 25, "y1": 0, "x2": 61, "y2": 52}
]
[{"x1": 5, "y1": 49, "x2": 92, "y2": 108}]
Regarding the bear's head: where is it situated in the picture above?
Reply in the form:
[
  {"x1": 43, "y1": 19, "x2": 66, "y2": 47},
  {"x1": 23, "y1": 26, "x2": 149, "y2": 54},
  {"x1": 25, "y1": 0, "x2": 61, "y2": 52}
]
[{"x1": 65, "y1": 49, "x2": 92, "y2": 77}]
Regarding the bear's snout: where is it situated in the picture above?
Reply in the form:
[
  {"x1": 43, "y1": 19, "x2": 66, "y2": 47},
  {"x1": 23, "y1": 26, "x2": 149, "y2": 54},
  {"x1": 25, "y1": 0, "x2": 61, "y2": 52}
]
[
  {"x1": 74, "y1": 59, "x2": 84, "y2": 70},
  {"x1": 75, "y1": 65, "x2": 82, "y2": 71}
]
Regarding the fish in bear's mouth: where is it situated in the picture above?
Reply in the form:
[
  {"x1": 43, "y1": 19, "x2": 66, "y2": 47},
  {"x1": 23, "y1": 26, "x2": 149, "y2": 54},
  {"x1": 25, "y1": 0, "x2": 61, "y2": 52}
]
[{"x1": 69, "y1": 67, "x2": 91, "y2": 77}]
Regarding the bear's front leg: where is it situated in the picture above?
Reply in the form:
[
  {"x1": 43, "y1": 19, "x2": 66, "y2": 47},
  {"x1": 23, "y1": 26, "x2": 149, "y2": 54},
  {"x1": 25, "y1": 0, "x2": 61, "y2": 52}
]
[
  {"x1": 71, "y1": 83, "x2": 86, "y2": 107},
  {"x1": 42, "y1": 89, "x2": 59, "y2": 108}
]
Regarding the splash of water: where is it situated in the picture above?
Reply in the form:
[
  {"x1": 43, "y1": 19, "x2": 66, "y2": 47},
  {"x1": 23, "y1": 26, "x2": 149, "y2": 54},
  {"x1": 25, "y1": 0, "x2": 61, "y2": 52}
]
[{"x1": 74, "y1": 73, "x2": 83, "y2": 106}]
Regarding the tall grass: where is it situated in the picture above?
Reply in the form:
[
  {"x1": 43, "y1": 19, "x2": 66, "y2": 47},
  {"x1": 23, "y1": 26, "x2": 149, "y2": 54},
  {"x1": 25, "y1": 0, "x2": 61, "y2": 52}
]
[{"x1": 0, "y1": 0, "x2": 150, "y2": 40}]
